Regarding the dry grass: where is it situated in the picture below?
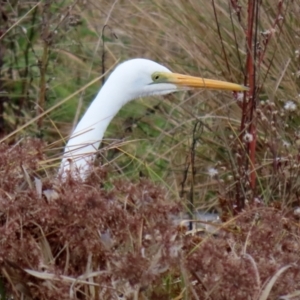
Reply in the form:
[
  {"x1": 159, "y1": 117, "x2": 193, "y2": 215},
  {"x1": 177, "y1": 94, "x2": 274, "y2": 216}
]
[
  {"x1": 1, "y1": 0, "x2": 300, "y2": 298},
  {"x1": 1, "y1": 141, "x2": 300, "y2": 299}
]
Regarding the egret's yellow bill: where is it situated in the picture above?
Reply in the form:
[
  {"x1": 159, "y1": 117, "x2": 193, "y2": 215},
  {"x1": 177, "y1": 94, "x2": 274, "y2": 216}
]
[{"x1": 157, "y1": 72, "x2": 248, "y2": 92}]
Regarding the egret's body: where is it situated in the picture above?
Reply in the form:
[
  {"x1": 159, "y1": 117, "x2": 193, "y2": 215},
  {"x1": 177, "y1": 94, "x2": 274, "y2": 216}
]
[{"x1": 59, "y1": 59, "x2": 247, "y2": 179}]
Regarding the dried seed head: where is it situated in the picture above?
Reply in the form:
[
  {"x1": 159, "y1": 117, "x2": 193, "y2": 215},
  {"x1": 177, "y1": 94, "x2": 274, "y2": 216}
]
[
  {"x1": 207, "y1": 167, "x2": 218, "y2": 178},
  {"x1": 284, "y1": 101, "x2": 297, "y2": 111},
  {"x1": 243, "y1": 133, "x2": 253, "y2": 143}
]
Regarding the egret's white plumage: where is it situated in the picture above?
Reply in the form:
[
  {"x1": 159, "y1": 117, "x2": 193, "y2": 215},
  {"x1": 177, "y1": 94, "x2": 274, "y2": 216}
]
[{"x1": 59, "y1": 58, "x2": 247, "y2": 179}]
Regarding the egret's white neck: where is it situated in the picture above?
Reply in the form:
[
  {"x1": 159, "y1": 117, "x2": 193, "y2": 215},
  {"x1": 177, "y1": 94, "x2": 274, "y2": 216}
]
[{"x1": 59, "y1": 79, "x2": 132, "y2": 179}]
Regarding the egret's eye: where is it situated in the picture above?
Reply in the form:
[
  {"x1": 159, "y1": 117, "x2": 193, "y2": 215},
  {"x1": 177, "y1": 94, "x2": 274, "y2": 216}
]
[{"x1": 152, "y1": 72, "x2": 161, "y2": 82}]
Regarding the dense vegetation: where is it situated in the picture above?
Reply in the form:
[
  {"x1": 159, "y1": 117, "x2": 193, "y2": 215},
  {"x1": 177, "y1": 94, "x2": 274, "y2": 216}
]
[{"x1": 0, "y1": 0, "x2": 300, "y2": 299}]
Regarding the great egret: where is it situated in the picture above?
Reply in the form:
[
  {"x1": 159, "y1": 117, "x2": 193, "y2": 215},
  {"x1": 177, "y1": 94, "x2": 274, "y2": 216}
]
[{"x1": 59, "y1": 58, "x2": 247, "y2": 179}]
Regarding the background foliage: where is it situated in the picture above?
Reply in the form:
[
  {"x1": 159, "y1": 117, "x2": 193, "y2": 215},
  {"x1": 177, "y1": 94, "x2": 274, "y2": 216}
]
[
  {"x1": 1, "y1": 0, "x2": 300, "y2": 298},
  {"x1": 2, "y1": 0, "x2": 299, "y2": 210}
]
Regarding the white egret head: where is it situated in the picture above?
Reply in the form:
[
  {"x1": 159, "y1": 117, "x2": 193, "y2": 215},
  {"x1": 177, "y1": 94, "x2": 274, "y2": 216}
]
[{"x1": 106, "y1": 59, "x2": 176, "y2": 99}]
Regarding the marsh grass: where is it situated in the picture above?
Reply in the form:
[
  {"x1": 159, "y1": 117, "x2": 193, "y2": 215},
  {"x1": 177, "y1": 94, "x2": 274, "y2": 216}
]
[{"x1": 1, "y1": 0, "x2": 300, "y2": 298}]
